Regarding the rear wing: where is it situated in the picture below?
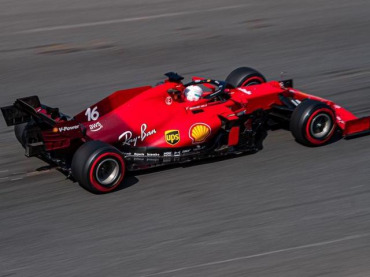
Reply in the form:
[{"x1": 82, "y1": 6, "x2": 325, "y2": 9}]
[
  {"x1": 1, "y1": 96, "x2": 58, "y2": 127},
  {"x1": 1, "y1": 96, "x2": 86, "y2": 155}
]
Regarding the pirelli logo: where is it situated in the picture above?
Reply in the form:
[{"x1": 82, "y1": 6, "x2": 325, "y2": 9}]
[{"x1": 165, "y1": 130, "x2": 180, "y2": 145}]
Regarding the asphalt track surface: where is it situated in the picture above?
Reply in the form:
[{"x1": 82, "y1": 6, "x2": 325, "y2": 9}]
[{"x1": 1, "y1": 1, "x2": 370, "y2": 276}]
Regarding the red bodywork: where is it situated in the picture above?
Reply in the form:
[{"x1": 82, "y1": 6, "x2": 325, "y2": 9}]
[
  {"x1": 48, "y1": 79, "x2": 368, "y2": 152},
  {"x1": 4, "y1": 72, "x2": 369, "y2": 193},
  {"x1": 3, "y1": 76, "x2": 368, "y2": 161}
]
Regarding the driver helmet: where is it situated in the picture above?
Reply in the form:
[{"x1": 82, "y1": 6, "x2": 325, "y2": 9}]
[{"x1": 184, "y1": 85, "x2": 203, "y2": 101}]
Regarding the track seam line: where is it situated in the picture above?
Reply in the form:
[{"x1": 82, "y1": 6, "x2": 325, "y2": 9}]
[
  {"x1": 17, "y1": 4, "x2": 249, "y2": 34},
  {"x1": 139, "y1": 233, "x2": 370, "y2": 276}
]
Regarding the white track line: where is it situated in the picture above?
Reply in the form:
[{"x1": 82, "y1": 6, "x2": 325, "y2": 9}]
[
  {"x1": 140, "y1": 233, "x2": 370, "y2": 277},
  {"x1": 18, "y1": 4, "x2": 249, "y2": 34},
  {"x1": 12, "y1": 172, "x2": 26, "y2": 175}
]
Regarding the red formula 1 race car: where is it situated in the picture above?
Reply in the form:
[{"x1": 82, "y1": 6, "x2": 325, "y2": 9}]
[{"x1": 2, "y1": 67, "x2": 370, "y2": 193}]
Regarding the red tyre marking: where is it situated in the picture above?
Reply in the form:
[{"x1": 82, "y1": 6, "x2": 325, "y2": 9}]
[
  {"x1": 89, "y1": 152, "x2": 125, "y2": 192},
  {"x1": 241, "y1": 76, "x2": 265, "y2": 87},
  {"x1": 305, "y1": 108, "x2": 336, "y2": 145}
]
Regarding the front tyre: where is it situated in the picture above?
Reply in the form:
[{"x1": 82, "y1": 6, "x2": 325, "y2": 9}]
[
  {"x1": 71, "y1": 141, "x2": 125, "y2": 193},
  {"x1": 225, "y1": 67, "x2": 266, "y2": 88},
  {"x1": 290, "y1": 100, "x2": 337, "y2": 146}
]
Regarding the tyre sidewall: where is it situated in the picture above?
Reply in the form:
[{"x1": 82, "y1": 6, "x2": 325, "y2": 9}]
[
  {"x1": 290, "y1": 100, "x2": 336, "y2": 146},
  {"x1": 304, "y1": 107, "x2": 336, "y2": 145},
  {"x1": 240, "y1": 75, "x2": 266, "y2": 87},
  {"x1": 14, "y1": 123, "x2": 29, "y2": 148},
  {"x1": 86, "y1": 150, "x2": 125, "y2": 193},
  {"x1": 225, "y1": 67, "x2": 266, "y2": 88},
  {"x1": 72, "y1": 141, "x2": 125, "y2": 193}
]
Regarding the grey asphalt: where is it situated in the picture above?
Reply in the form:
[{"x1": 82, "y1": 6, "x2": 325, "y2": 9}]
[{"x1": 1, "y1": 0, "x2": 370, "y2": 276}]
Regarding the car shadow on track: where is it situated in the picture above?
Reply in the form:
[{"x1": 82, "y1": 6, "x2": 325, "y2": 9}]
[
  {"x1": 115, "y1": 129, "x2": 344, "y2": 193},
  {"x1": 125, "y1": 150, "x2": 257, "y2": 178},
  {"x1": 294, "y1": 129, "x2": 343, "y2": 148},
  {"x1": 114, "y1": 175, "x2": 139, "y2": 193},
  {"x1": 39, "y1": 128, "x2": 344, "y2": 194}
]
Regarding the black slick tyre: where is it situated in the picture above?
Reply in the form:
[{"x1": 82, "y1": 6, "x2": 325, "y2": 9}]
[
  {"x1": 14, "y1": 123, "x2": 28, "y2": 148},
  {"x1": 290, "y1": 100, "x2": 337, "y2": 146},
  {"x1": 71, "y1": 141, "x2": 125, "y2": 193},
  {"x1": 225, "y1": 67, "x2": 266, "y2": 88}
]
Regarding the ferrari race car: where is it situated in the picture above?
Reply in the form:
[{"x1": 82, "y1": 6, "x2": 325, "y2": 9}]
[{"x1": 2, "y1": 67, "x2": 370, "y2": 193}]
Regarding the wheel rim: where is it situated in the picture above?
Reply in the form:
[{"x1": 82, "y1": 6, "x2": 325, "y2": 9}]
[
  {"x1": 309, "y1": 113, "x2": 332, "y2": 139},
  {"x1": 95, "y1": 158, "x2": 120, "y2": 187},
  {"x1": 241, "y1": 76, "x2": 265, "y2": 87},
  {"x1": 245, "y1": 81, "x2": 260, "y2": 86}
]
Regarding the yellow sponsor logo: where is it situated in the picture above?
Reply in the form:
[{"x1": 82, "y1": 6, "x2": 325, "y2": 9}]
[
  {"x1": 189, "y1": 123, "x2": 211, "y2": 144},
  {"x1": 165, "y1": 130, "x2": 180, "y2": 145}
]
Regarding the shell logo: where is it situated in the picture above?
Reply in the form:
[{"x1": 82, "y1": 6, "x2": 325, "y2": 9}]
[{"x1": 189, "y1": 123, "x2": 211, "y2": 144}]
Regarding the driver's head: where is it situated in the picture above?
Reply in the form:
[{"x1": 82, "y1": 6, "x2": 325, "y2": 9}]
[{"x1": 184, "y1": 85, "x2": 203, "y2": 101}]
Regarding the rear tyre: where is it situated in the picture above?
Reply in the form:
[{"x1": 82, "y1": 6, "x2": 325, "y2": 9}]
[
  {"x1": 14, "y1": 123, "x2": 28, "y2": 148},
  {"x1": 290, "y1": 100, "x2": 337, "y2": 146},
  {"x1": 225, "y1": 67, "x2": 266, "y2": 88},
  {"x1": 71, "y1": 141, "x2": 125, "y2": 193}
]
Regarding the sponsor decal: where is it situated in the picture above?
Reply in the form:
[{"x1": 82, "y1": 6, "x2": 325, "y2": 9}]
[
  {"x1": 147, "y1": 152, "x2": 160, "y2": 161},
  {"x1": 58, "y1": 125, "x2": 79, "y2": 132},
  {"x1": 336, "y1": 116, "x2": 344, "y2": 124},
  {"x1": 174, "y1": 151, "x2": 181, "y2": 157},
  {"x1": 147, "y1": 153, "x2": 160, "y2": 157},
  {"x1": 165, "y1": 96, "x2": 173, "y2": 105},
  {"x1": 122, "y1": 152, "x2": 160, "y2": 158},
  {"x1": 89, "y1": 122, "x2": 103, "y2": 132},
  {"x1": 85, "y1": 106, "x2": 99, "y2": 121},
  {"x1": 133, "y1": 153, "x2": 145, "y2": 161},
  {"x1": 118, "y1": 124, "x2": 156, "y2": 147},
  {"x1": 238, "y1": 88, "x2": 252, "y2": 95},
  {"x1": 188, "y1": 104, "x2": 208, "y2": 111},
  {"x1": 195, "y1": 145, "x2": 205, "y2": 150},
  {"x1": 165, "y1": 130, "x2": 180, "y2": 145},
  {"x1": 163, "y1": 151, "x2": 172, "y2": 162},
  {"x1": 182, "y1": 149, "x2": 191, "y2": 154},
  {"x1": 189, "y1": 123, "x2": 211, "y2": 144}
]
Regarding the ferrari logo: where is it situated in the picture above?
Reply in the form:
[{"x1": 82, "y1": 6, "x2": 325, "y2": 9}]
[{"x1": 165, "y1": 130, "x2": 180, "y2": 145}]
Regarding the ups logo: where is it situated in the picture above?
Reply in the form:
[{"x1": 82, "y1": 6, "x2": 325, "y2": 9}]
[{"x1": 165, "y1": 130, "x2": 180, "y2": 145}]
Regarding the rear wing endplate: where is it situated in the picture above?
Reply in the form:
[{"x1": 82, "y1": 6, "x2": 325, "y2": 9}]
[{"x1": 1, "y1": 96, "x2": 56, "y2": 126}]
